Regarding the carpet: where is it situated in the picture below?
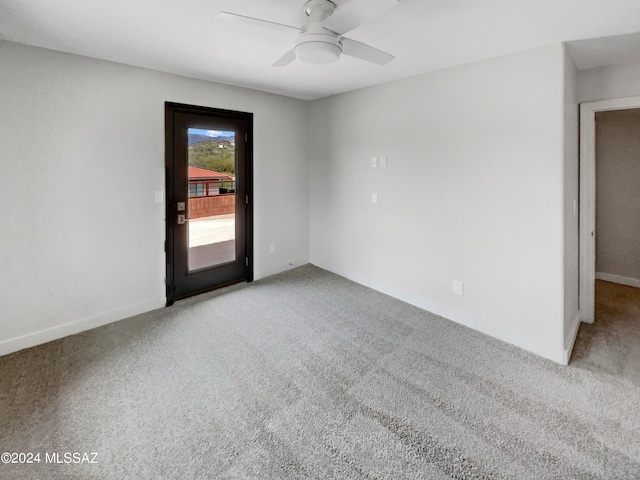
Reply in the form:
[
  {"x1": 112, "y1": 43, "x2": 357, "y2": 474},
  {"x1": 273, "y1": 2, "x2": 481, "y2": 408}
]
[{"x1": 0, "y1": 265, "x2": 639, "y2": 479}]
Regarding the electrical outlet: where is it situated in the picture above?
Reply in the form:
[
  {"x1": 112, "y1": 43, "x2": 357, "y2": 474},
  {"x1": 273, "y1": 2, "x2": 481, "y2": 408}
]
[
  {"x1": 453, "y1": 280, "x2": 464, "y2": 295},
  {"x1": 269, "y1": 243, "x2": 277, "y2": 254}
]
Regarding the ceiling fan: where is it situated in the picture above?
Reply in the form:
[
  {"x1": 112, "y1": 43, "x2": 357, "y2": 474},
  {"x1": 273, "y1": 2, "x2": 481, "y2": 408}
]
[{"x1": 218, "y1": 0, "x2": 399, "y2": 66}]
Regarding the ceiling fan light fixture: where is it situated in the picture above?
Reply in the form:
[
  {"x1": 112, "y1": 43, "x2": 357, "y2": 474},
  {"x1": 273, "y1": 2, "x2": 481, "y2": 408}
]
[
  {"x1": 295, "y1": 41, "x2": 341, "y2": 64},
  {"x1": 295, "y1": 34, "x2": 342, "y2": 64}
]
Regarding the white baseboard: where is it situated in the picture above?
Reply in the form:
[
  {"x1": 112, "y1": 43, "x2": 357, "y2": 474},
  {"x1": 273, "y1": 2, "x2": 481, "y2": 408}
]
[
  {"x1": 254, "y1": 258, "x2": 308, "y2": 281},
  {"x1": 562, "y1": 311, "x2": 582, "y2": 365},
  {"x1": 0, "y1": 297, "x2": 166, "y2": 357},
  {"x1": 595, "y1": 272, "x2": 640, "y2": 289},
  {"x1": 312, "y1": 261, "x2": 568, "y2": 364}
]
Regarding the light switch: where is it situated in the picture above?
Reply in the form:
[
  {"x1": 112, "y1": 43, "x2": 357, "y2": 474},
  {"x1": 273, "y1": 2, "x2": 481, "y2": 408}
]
[
  {"x1": 154, "y1": 191, "x2": 164, "y2": 204},
  {"x1": 371, "y1": 156, "x2": 378, "y2": 168},
  {"x1": 380, "y1": 156, "x2": 388, "y2": 168},
  {"x1": 371, "y1": 192, "x2": 378, "y2": 204},
  {"x1": 453, "y1": 280, "x2": 464, "y2": 295}
]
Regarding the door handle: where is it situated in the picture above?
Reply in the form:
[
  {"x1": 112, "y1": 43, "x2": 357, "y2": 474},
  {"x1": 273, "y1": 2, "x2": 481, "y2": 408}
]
[{"x1": 177, "y1": 214, "x2": 187, "y2": 225}]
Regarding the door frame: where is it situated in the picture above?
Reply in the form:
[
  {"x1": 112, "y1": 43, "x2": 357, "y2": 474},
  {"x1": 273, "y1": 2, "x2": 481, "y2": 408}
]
[
  {"x1": 579, "y1": 95, "x2": 640, "y2": 323},
  {"x1": 165, "y1": 102, "x2": 253, "y2": 306}
]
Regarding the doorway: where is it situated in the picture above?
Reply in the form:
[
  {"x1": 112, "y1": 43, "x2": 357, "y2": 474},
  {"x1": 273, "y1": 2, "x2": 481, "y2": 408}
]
[
  {"x1": 165, "y1": 102, "x2": 253, "y2": 305},
  {"x1": 579, "y1": 96, "x2": 640, "y2": 323}
]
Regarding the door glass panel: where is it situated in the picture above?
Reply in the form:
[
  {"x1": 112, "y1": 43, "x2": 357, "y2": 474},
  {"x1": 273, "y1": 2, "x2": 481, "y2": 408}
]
[{"x1": 187, "y1": 128, "x2": 236, "y2": 271}]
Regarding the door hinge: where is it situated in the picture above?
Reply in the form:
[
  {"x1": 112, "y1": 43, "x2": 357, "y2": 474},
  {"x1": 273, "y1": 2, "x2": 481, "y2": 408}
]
[{"x1": 245, "y1": 257, "x2": 249, "y2": 267}]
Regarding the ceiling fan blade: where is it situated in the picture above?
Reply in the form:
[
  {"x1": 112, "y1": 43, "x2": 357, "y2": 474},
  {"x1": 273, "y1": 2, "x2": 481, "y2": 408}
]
[
  {"x1": 272, "y1": 50, "x2": 297, "y2": 67},
  {"x1": 218, "y1": 11, "x2": 301, "y2": 34},
  {"x1": 323, "y1": 0, "x2": 399, "y2": 35},
  {"x1": 341, "y1": 37, "x2": 395, "y2": 65}
]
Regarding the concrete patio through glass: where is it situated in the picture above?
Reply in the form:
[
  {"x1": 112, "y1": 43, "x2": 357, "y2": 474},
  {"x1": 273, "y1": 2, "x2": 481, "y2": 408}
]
[
  {"x1": 189, "y1": 214, "x2": 235, "y2": 247},
  {"x1": 188, "y1": 214, "x2": 236, "y2": 270}
]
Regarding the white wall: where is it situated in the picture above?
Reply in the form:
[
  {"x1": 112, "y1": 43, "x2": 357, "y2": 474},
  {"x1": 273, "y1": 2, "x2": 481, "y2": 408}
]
[
  {"x1": 309, "y1": 44, "x2": 569, "y2": 362},
  {"x1": 0, "y1": 41, "x2": 309, "y2": 355},
  {"x1": 595, "y1": 109, "x2": 640, "y2": 284},
  {"x1": 563, "y1": 47, "x2": 580, "y2": 354},
  {"x1": 578, "y1": 60, "x2": 640, "y2": 102}
]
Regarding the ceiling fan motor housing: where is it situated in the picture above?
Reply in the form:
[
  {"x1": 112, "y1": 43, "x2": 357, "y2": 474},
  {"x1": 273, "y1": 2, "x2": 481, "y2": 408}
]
[
  {"x1": 304, "y1": 0, "x2": 336, "y2": 18},
  {"x1": 296, "y1": 0, "x2": 342, "y2": 64}
]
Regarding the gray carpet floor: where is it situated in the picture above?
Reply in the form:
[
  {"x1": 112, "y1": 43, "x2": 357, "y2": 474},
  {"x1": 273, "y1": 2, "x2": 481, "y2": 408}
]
[{"x1": 0, "y1": 265, "x2": 639, "y2": 479}]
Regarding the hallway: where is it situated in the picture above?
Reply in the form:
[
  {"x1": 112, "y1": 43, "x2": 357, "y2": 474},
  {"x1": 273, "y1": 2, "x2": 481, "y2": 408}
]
[{"x1": 571, "y1": 280, "x2": 640, "y2": 384}]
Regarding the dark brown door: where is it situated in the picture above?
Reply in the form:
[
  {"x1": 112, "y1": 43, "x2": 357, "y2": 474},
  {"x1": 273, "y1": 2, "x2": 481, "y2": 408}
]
[{"x1": 165, "y1": 103, "x2": 253, "y2": 305}]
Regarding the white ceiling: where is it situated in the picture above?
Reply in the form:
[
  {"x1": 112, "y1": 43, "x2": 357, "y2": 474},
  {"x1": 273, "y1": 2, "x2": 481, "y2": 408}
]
[{"x1": 2, "y1": 0, "x2": 640, "y2": 100}]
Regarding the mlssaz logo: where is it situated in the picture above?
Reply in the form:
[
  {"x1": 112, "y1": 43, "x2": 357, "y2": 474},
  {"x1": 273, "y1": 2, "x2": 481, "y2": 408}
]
[{"x1": 45, "y1": 452, "x2": 98, "y2": 464}]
